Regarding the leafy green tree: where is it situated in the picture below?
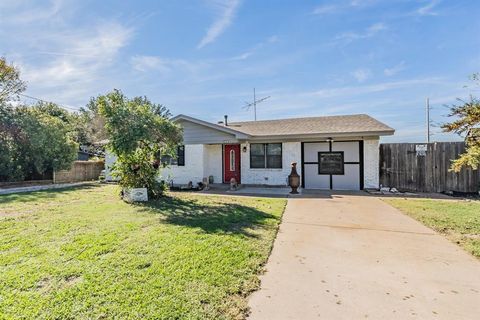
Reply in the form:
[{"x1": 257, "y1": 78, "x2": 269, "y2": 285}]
[
  {"x1": 0, "y1": 104, "x2": 78, "y2": 181},
  {"x1": 442, "y1": 73, "x2": 480, "y2": 171},
  {"x1": 0, "y1": 105, "x2": 26, "y2": 180},
  {"x1": 76, "y1": 96, "x2": 108, "y2": 145},
  {"x1": 97, "y1": 89, "x2": 182, "y2": 197},
  {"x1": 0, "y1": 56, "x2": 27, "y2": 103}
]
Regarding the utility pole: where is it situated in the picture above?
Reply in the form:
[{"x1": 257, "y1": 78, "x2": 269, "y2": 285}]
[
  {"x1": 426, "y1": 97, "x2": 430, "y2": 143},
  {"x1": 243, "y1": 88, "x2": 270, "y2": 121}
]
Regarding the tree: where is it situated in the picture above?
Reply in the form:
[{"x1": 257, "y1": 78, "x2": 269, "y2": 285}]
[
  {"x1": 442, "y1": 73, "x2": 480, "y2": 171},
  {"x1": 0, "y1": 104, "x2": 26, "y2": 180},
  {"x1": 0, "y1": 56, "x2": 27, "y2": 103},
  {"x1": 0, "y1": 103, "x2": 78, "y2": 181},
  {"x1": 0, "y1": 56, "x2": 78, "y2": 182},
  {"x1": 76, "y1": 96, "x2": 109, "y2": 145},
  {"x1": 97, "y1": 89, "x2": 182, "y2": 197}
]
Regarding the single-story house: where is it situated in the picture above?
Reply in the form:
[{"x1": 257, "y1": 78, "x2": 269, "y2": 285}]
[{"x1": 105, "y1": 113, "x2": 394, "y2": 190}]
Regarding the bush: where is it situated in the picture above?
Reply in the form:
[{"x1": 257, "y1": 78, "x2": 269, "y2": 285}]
[{"x1": 98, "y1": 90, "x2": 182, "y2": 199}]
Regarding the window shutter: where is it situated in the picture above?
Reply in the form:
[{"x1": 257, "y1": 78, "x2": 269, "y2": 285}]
[{"x1": 177, "y1": 145, "x2": 185, "y2": 166}]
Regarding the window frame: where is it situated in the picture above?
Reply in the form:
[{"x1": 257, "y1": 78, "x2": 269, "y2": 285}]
[{"x1": 249, "y1": 143, "x2": 283, "y2": 169}]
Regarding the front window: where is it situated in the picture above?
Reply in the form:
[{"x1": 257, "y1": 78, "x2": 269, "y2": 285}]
[
  {"x1": 161, "y1": 145, "x2": 185, "y2": 166},
  {"x1": 250, "y1": 143, "x2": 282, "y2": 169}
]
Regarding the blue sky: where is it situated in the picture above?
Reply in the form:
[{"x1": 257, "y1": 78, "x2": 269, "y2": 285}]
[{"x1": 1, "y1": 0, "x2": 479, "y2": 142}]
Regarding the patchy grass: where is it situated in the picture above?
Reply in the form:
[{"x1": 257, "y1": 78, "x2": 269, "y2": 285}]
[
  {"x1": 383, "y1": 198, "x2": 480, "y2": 258},
  {"x1": 0, "y1": 184, "x2": 286, "y2": 319}
]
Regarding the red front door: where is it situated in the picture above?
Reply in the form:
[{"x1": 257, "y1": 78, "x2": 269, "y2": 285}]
[{"x1": 224, "y1": 144, "x2": 241, "y2": 183}]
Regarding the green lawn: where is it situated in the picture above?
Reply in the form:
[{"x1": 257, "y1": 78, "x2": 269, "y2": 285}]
[
  {"x1": 383, "y1": 198, "x2": 480, "y2": 258},
  {"x1": 0, "y1": 184, "x2": 286, "y2": 319}
]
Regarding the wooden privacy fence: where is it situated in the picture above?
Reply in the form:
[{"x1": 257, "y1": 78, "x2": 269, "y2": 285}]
[
  {"x1": 380, "y1": 142, "x2": 480, "y2": 193},
  {"x1": 54, "y1": 161, "x2": 104, "y2": 184}
]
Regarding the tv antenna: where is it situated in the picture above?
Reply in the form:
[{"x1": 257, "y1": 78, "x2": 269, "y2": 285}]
[{"x1": 243, "y1": 88, "x2": 270, "y2": 121}]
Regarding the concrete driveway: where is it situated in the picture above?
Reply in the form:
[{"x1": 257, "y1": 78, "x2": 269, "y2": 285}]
[{"x1": 248, "y1": 194, "x2": 480, "y2": 320}]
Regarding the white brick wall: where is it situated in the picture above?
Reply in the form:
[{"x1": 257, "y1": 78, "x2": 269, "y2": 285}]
[
  {"x1": 107, "y1": 139, "x2": 380, "y2": 189},
  {"x1": 161, "y1": 144, "x2": 205, "y2": 185},
  {"x1": 240, "y1": 142, "x2": 302, "y2": 186},
  {"x1": 203, "y1": 144, "x2": 223, "y2": 184},
  {"x1": 363, "y1": 138, "x2": 380, "y2": 189}
]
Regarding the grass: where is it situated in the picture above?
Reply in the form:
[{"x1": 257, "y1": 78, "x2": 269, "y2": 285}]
[
  {"x1": 383, "y1": 198, "x2": 480, "y2": 259},
  {"x1": 0, "y1": 184, "x2": 286, "y2": 319}
]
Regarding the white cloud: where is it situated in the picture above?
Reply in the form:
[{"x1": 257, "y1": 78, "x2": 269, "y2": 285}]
[
  {"x1": 1, "y1": 0, "x2": 134, "y2": 108},
  {"x1": 312, "y1": 0, "x2": 377, "y2": 15},
  {"x1": 312, "y1": 4, "x2": 338, "y2": 15},
  {"x1": 231, "y1": 35, "x2": 279, "y2": 61},
  {"x1": 232, "y1": 51, "x2": 254, "y2": 61},
  {"x1": 22, "y1": 22, "x2": 133, "y2": 84},
  {"x1": 352, "y1": 68, "x2": 372, "y2": 82},
  {"x1": 131, "y1": 56, "x2": 171, "y2": 73},
  {"x1": 415, "y1": 0, "x2": 440, "y2": 16},
  {"x1": 197, "y1": 0, "x2": 241, "y2": 49},
  {"x1": 384, "y1": 61, "x2": 406, "y2": 76},
  {"x1": 130, "y1": 55, "x2": 202, "y2": 75},
  {"x1": 335, "y1": 22, "x2": 387, "y2": 43}
]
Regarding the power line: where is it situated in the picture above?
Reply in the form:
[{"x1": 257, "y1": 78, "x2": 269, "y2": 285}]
[{"x1": 18, "y1": 93, "x2": 79, "y2": 112}]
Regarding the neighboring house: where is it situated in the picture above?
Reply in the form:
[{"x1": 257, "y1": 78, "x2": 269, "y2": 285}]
[{"x1": 105, "y1": 113, "x2": 394, "y2": 190}]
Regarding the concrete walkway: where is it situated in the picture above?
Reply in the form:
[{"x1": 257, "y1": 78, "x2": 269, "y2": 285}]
[
  {"x1": 0, "y1": 182, "x2": 91, "y2": 195},
  {"x1": 248, "y1": 195, "x2": 480, "y2": 319}
]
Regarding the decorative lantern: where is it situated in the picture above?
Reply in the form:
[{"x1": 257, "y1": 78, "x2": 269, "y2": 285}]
[{"x1": 288, "y1": 162, "x2": 300, "y2": 194}]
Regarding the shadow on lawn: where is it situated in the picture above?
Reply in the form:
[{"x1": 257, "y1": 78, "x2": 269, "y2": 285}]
[
  {"x1": 137, "y1": 196, "x2": 278, "y2": 237},
  {"x1": 0, "y1": 183, "x2": 101, "y2": 205}
]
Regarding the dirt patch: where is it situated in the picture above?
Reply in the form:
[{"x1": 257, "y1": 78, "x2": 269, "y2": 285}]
[{"x1": 63, "y1": 274, "x2": 83, "y2": 288}]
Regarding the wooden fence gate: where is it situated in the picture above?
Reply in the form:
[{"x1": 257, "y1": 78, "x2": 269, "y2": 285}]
[{"x1": 380, "y1": 142, "x2": 479, "y2": 193}]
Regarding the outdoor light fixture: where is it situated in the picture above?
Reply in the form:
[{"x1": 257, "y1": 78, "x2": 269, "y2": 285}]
[
  {"x1": 326, "y1": 137, "x2": 334, "y2": 143},
  {"x1": 242, "y1": 146, "x2": 247, "y2": 153}
]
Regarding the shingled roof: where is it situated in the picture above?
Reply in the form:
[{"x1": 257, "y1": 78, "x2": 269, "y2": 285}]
[{"x1": 226, "y1": 114, "x2": 394, "y2": 137}]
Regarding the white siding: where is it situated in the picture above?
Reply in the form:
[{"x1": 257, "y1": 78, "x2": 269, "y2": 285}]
[
  {"x1": 240, "y1": 142, "x2": 301, "y2": 186},
  {"x1": 363, "y1": 138, "x2": 380, "y2": 189},
  {"x1": 332, "y1": 141, "x2": 360, "y2": 162},
  {"x1": 178, "y1": 120, "x2": 237, "y2": 144},
  {"x1": 332, "y1": 164, "x2": 360, "y2": 190},
  {"x1": 303, "y1": 142, "x2": 329, "y2": 162},
  {"x1": 303, "y1": 164, "x2": 330, "y2": 189}
]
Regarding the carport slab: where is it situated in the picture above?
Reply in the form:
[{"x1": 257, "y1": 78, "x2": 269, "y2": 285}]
[{"x1": 248, "y1": 196, "x2": 480, "y2": 320}]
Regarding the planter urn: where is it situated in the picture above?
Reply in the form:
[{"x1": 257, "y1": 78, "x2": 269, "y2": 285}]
[{"x1": 288, "y1": 162, "x2": 300, "y2": 194}]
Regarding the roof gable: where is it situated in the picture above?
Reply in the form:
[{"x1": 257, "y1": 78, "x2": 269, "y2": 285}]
[{"x1": 172, "y1": 114, "x2": 250, "y2": 144}]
